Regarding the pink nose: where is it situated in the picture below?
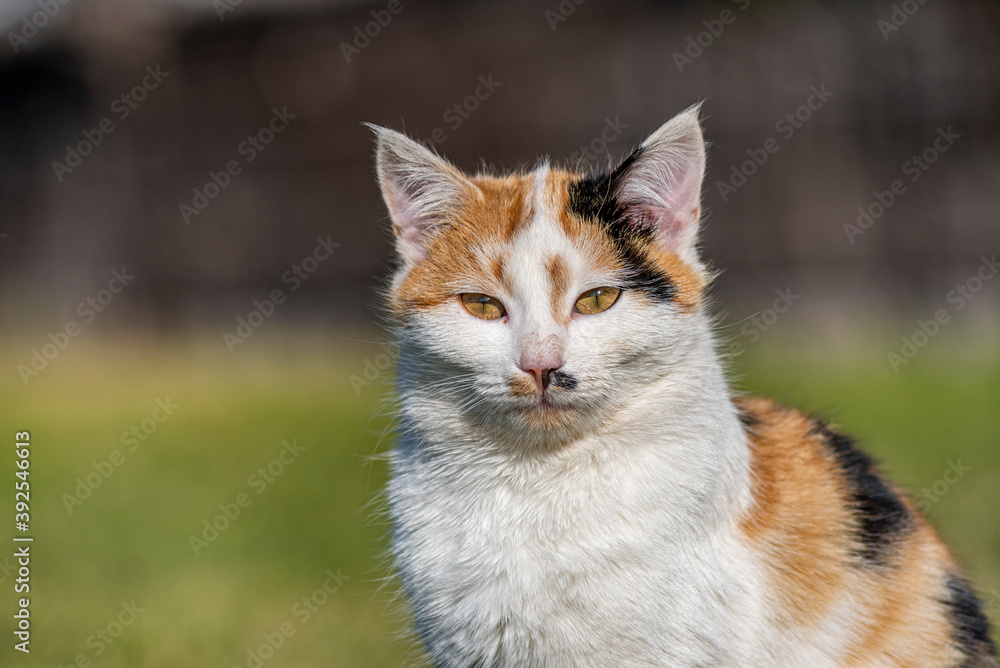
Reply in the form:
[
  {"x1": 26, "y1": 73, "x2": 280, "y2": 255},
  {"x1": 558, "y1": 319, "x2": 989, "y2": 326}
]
[
  {"x1": 521, "y1": 367, "x2": 559, "y2": 392},
  {"x1": 519, "y1": 333, "x2": 563, "y2": 392},
  {"x1": 519, "y1": 362, "x2": 563, "y2": 392},
  {"x1": 519, "y1": 351, "x2": 563, "y2": 392}
]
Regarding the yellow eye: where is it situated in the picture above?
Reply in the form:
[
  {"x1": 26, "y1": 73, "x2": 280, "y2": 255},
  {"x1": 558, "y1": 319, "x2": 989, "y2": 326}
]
[
  {"x1": 574, "y1": 287, "x2": 621, "y2": 315},
  {"x1": 461, "y1": 293, "x2": 506, "y2": 320}
]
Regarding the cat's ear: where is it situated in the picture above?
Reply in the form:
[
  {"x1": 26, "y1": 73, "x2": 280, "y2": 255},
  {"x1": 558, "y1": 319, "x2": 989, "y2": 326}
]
[
  {"x1": 614, "y1": 105, "x2": 706, "y2": 266},
  {"x1": 370, "y1": 125, "x2": 479, "y2": 267}
]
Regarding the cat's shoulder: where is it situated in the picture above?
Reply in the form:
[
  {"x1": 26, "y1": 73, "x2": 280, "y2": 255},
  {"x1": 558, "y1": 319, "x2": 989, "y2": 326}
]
[{"x1": 732, "y1": 393, "x2": 916, "y2": 570}]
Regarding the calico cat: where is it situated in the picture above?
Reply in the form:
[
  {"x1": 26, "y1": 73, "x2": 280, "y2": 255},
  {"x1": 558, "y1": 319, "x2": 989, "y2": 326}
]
[{"x1": 370, "y1": 107, "x2": 998, "y2": 667}]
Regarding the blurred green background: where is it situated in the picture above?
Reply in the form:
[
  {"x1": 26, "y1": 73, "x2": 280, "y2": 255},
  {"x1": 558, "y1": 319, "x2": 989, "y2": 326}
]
[{"x1": 1, "y1": 327, "x2": 997, "y2": 667}]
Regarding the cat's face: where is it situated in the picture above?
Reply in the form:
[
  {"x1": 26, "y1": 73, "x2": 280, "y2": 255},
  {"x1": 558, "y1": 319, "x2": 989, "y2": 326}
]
[{"x1": 373, "y1": 108, "x2": 708, "y2": 443}]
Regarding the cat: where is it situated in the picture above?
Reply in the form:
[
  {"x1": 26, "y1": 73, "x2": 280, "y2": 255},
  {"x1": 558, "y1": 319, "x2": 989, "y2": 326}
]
[{"x1": 370, "y1": 106, "x2": 998, "y2": 667}]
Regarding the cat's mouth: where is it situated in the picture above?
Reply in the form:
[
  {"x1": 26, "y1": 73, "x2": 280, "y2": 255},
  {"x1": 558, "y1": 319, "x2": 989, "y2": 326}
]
[
  {"x1": 509, "y1": 372, "x2": 575, "y2": 399},
  {"x1": 504, "y1": 370, "x2": 583, "y2": 427},
  {"x1": 532, "y1": 393, "x2": 567, "y2": 409},
  {"x1": 513, "y1": 389, "x2": 578, "y2": 424}
]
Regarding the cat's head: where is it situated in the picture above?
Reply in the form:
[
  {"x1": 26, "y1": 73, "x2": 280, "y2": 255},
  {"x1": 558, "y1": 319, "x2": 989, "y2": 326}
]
[{"x1": 372, "y1": 107, "x2": 711, "y2": 445}]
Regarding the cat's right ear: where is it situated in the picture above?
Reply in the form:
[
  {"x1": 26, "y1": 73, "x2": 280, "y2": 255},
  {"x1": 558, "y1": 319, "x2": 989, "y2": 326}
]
[{"x1": 369, "y1": 125, "x2": 479, "y2": 267}]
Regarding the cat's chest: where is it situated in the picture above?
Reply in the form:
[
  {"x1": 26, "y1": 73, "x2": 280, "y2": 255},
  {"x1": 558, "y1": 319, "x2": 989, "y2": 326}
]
[
  {"x1": 392, "y1": 440, "x2": 690, "y2": 582},
  {"x1": 388, "y1": 444, "x2": 761, "y2": 666}
]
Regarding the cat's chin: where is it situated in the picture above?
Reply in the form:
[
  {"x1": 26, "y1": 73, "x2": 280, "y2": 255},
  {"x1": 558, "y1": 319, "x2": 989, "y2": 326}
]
[{"x1": 512, "y1": 395, "x2": 586, "y2": 431}]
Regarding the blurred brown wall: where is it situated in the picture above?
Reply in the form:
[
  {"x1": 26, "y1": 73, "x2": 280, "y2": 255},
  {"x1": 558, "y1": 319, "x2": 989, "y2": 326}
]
[{"x1": 1, "y1": 0, "x2": 998, "y2": 330}]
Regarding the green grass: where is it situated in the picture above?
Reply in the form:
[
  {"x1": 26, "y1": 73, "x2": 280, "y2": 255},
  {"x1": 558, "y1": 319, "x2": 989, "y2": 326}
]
[
  {"x1": 0, "y1": 328, "x2": 997, "y2": 666},
  {"x1": 0, "y1": 333, "x2": 417, "y2": 668}
]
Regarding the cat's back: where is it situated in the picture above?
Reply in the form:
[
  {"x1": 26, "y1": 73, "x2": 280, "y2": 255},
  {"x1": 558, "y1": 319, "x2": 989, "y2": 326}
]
[{"x1": 735, "y1": 396, "x2": 998, "y2": 667}]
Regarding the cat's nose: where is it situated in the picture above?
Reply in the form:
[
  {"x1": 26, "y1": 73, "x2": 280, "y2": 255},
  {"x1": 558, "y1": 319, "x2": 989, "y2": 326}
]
[
  {"x1": 519, "y1": 362, "x2": 563, "y2": 392},
  {"x1": 519, "y1": 333, "x2": 563, "y2": 392}
]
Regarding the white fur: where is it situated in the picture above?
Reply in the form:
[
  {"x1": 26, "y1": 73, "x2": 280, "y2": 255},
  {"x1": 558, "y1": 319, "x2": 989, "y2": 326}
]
[{"x1": 377, "y1": 111, "x2": 868, "y2": 667}]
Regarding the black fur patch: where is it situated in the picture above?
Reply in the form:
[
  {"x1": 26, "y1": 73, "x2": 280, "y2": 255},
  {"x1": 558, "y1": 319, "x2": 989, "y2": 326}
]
[
  {"x1": 549, "y1": 370, "x2": 577, "y2": 390},
  {"x1": 567, "y1": 148, "x2": 678, "y2": 303},
  {"x1": 810, "y1": 419, "x2": 913, "y2": 567},
  {"x1": 943, "y1": 573, "x2": 998, "y2": 664},
  {"x1": 566, "y1": 147, "x2": 644, "y2": 226}
]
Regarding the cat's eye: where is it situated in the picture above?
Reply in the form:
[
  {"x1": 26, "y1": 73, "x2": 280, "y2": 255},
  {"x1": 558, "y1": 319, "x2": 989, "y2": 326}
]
[
  {"x1": 574, "y1": 287, "x2": 621, "y2": 315},
  {"x1": 461, "y1": 293, "x2": 506, "y2": 320}
]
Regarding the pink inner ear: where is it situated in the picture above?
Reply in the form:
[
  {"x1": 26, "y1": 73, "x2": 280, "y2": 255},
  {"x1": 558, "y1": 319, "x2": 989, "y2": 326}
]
[
  {"x1": 386, "y1": 181, "x2": 433, "y2": 264},
  {"x1": 624, "y1": 169, "x2": 701, "y2": 254},
  {"x1": 396, "y1": 223, "x2": 427, "y2": 263}
]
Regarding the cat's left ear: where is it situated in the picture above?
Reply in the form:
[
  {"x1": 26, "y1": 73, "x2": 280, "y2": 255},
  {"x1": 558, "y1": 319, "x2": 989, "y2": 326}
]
[
  {"x1": 614, "y1": 104, "x2": 706, "y2": 266},
  {"x1": 369, "y1": 125, "x2": 480, "y2": 268}
]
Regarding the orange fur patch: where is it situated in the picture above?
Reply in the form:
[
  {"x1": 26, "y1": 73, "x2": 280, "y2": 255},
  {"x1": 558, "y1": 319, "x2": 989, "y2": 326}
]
[
  {"x1": 394, "y1": 173, "x2": 532, "y2": 315},
  {"x1": 643, "y1": 245, "x2": 706, "y2": 311},
  {"x1": 736, "y1": 397, "x2": 851, "y2": 625},
  {"x1": 507, "y1": 373, "x2": 536, "y2": 397},
  {"x1": 546, "y1": 254, "x2": 571, "y2": 325},
  {"x1": 490, "y1": 256, "x2": 511, "y2": 294},
  {"x1": 840, "y1": 521, "x2": 963, "y2": 666}
]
